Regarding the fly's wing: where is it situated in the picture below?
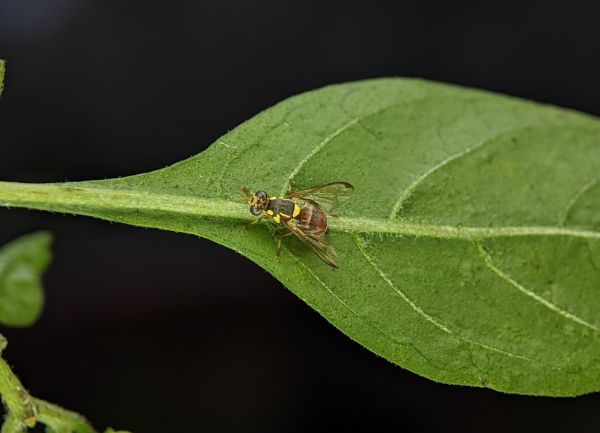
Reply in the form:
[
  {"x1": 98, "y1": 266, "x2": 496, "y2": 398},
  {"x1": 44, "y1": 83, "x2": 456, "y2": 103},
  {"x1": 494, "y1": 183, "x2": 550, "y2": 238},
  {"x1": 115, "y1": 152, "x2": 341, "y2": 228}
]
[
  {"x1": 287, "y1": 224, "x2": 339, "y2": 268},
  {"x1": 303, "y1": 234, "x2": 339, "y2": 268},
  {"x1": 288, "y1": 182, "x2": 354, "y2": 213}
]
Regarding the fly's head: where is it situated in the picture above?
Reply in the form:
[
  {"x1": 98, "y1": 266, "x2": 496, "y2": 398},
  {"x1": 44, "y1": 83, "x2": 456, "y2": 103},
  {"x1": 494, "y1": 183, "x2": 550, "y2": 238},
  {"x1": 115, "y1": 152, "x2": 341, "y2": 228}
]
[{"x1": 241, "y1": 187, "x2": 269, "y2": 216}]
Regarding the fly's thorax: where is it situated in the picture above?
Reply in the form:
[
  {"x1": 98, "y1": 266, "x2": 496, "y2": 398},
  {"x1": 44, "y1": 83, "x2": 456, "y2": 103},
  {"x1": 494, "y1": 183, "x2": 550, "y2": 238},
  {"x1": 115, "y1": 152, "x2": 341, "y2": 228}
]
[
  {"x1": 266, "y1": 197, "x2": 298, "y2": 221},
  {"x1": 296, "y1": 202, "x2": 328, "y2": 235}
]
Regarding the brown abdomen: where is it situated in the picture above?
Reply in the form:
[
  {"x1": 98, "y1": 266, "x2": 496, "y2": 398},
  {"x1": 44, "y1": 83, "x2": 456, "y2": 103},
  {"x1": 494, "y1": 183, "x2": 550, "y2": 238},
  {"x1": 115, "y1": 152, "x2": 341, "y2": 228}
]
[{"x1": 296, "y1": 202, "x2": 328, "y2": 236}]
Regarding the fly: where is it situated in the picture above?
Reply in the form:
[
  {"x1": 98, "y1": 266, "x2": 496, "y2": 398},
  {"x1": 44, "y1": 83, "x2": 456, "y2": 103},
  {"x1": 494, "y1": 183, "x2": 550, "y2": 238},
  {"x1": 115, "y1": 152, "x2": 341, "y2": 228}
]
[{"x1": 241, "y1": 181, "x2": 354, "y2": 268}]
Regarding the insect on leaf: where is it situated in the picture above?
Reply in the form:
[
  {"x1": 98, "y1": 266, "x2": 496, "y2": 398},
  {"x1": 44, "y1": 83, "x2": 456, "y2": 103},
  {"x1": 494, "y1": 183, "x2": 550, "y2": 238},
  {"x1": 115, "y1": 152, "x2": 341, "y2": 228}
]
[{"x1": 1, "y1": 79, "x2": 600, "y2": 396}]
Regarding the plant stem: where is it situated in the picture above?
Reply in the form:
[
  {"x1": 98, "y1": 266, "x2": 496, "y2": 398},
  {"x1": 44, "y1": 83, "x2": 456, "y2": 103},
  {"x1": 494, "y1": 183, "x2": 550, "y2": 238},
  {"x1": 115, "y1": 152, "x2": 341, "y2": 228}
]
[
  {"x1": 0, "y1": 355, "x2": 36, "y2": 429},
  {"x1": 0, "y1": 339, "x2": 98, "y2": 433},
  {"x1": 34, "y1": 398, "x2": 97, "y2": 433},
  {"x1": 0, "y1": 414, "x2": 24, "y2": 433}
]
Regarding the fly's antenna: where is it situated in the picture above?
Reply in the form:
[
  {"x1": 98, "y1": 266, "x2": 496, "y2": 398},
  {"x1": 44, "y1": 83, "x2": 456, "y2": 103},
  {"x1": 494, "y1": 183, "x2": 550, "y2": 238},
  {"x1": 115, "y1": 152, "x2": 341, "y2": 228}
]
[{"x1": 240, "y1": 187, "x2": 253, "y2": 203}]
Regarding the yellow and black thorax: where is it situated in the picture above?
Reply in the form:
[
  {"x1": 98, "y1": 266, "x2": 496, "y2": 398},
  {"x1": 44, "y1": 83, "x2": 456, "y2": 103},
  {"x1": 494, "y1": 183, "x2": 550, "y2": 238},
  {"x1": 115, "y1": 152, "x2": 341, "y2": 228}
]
[{"x1": 265, "y1": 197, "x2": 301, "y2": 223}]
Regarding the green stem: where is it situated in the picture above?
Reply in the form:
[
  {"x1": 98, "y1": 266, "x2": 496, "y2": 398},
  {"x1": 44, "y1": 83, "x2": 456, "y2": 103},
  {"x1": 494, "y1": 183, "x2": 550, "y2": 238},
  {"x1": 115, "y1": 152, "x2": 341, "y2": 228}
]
[
  {"x1": 34, "y1": 399, "x2": 97, "y2": 433},
  {"x1": 0, "y1": 414, "x2": 25, "y2": 433},
  {"x1": 0, "y1": 339, "x2": 98, "y2": 433},
  {"x1": 0, "y1": 355, "x2": 36, "y2": 429}
]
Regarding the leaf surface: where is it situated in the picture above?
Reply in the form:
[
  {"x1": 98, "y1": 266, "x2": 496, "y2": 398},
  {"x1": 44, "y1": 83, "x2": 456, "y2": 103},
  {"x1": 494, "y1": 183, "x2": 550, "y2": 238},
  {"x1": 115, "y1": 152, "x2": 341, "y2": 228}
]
[
  {"x1": 1, "y1": 79, "x2": 600, "y2": 395},
  {"x1": 0, "y1": 232, "x2": 52, "y2": 327}
]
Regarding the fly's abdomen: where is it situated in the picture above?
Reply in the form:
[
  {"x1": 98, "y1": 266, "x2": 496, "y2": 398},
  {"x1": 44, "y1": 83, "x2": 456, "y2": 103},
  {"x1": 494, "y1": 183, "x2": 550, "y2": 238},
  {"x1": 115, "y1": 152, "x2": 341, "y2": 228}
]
[{"x1": 296, "y1": 202, "x2": 328, "y2": 236}]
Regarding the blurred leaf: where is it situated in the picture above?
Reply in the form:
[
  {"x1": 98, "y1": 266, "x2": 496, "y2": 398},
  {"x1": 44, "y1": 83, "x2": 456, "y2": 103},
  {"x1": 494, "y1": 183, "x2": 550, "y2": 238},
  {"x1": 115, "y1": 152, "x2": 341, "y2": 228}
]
[
  {"x1": 0, "y1": 65, "x2": 52, "y2": 328},
  {"x1": 0, "y1": 59, "x2": 5, "y2": 96},
  {"x1": 0, "y1": 232, "x2": 52, "y2": 327},
  {"x1": 0, "y1": 79, "x2": 599, "y2": 395}
]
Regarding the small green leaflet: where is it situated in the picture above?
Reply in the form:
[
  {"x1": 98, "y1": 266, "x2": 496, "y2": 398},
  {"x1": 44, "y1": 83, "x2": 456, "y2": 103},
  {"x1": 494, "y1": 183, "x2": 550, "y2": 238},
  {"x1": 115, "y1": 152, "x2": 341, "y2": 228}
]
[
  {"x1": 0, "y1": 59, "x2": 5, "y2": 96},
  {"x1": 0, "y1": 79, "x2": 599, "y2": 395},
  {"x1": 0, "y1": 63, "x2": 52, "y2": 328},
  {"x1": 0, "y1": 232, "x2": 52, "y2": 327}
]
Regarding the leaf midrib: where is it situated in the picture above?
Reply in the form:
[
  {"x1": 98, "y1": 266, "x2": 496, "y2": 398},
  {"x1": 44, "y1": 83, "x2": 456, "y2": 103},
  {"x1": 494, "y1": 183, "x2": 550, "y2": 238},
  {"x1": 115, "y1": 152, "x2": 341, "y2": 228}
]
[{"x1": 1, "y1": 181, "x2": 599, "y2": 241}]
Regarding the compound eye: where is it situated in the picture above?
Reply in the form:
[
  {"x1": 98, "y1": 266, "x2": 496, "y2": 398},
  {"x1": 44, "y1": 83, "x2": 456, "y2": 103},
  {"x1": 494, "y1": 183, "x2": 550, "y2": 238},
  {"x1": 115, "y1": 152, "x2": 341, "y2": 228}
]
[
  {"x1": 255, "y1": 190, "x2": 268, "y2": 200},
  {"x1": 250, "y1": 205, "x2": 262, "y2": 216}
]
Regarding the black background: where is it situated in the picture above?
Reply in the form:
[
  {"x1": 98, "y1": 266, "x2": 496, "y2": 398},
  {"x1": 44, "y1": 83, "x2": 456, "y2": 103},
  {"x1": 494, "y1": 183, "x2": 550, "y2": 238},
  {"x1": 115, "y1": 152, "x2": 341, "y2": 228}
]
[{"x1": 1, "y1": 1, "x2": 600, "y2": 432}]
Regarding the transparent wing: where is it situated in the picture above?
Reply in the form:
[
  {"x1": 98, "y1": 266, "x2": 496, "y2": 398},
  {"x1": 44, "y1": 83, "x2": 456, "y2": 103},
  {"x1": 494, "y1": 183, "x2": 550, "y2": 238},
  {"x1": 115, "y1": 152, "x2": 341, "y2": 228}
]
[
  {"x1": 288, "y1": 182, "x2": 354, "y2": 213},
  {"x1": 286, "y1": 224, "x2": 339, "y2": 268}
]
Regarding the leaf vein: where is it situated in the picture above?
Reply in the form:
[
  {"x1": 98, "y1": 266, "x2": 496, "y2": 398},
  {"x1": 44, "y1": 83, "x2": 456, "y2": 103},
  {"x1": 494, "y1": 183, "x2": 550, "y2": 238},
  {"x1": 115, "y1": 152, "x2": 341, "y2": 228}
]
[
  {"x1": 389, "y1": 143, "x2": 483, "y2": 219},
  {"x1": 2, "y1": 182, "x2": 600, "y2": 241},
  {"x1": 332, "y1": 217, "x2": 600, "y2": 240},
  {"x1": 289, "y1": 255, "x2": 443, "y2": 368},
  {"x1": 388, "y1": 125, "x2": 542, "y2": 220},
  {"x1": 281, "y1": 116, "x2": 363, "y2": 194},
  {"x1": 354, "y1": 235, "x2": 452, "y2": 334},
  {"x1": 558, "y1": 178, "x2": 599, "y2": 227},
  {"x1": 281, "y1": 97, "x2": 425, "y2": 194},
  {"x1": 353, "y1": 235, "x2": 543, "y2": 364},
  {"x1": 477, "y1": 244, "x2": 600, "y2": 333}
]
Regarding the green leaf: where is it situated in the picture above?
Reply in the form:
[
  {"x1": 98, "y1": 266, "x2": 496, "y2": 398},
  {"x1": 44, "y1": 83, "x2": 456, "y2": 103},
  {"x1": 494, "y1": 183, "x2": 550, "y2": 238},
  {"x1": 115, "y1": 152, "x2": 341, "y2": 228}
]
[
  {"x1": 0, "y1": 79, "x2": 599, "y2": 396},
  {"x1": 0, "y1": 232, "x2": 52, "y2": 327}
]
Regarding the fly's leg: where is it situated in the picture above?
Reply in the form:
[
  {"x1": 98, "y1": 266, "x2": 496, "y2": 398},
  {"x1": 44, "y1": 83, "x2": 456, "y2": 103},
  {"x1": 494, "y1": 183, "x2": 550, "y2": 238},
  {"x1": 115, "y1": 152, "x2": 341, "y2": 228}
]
[
  {"x1": 243, "y1": 217, "x2": 263, "y2": 229},
  {"x1": 276, "y1": 232, "x2": 294, "y2": 257},
  {"x1": 287, "y1": 178, "x2": 295, "y2": 194}
]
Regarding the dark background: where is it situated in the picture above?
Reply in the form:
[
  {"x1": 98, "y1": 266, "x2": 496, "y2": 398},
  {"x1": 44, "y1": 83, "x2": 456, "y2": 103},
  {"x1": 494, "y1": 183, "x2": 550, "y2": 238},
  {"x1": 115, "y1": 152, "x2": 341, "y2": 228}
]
[{"x1": 1, "y1": 1, "x2": 599, "y2": 432}]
